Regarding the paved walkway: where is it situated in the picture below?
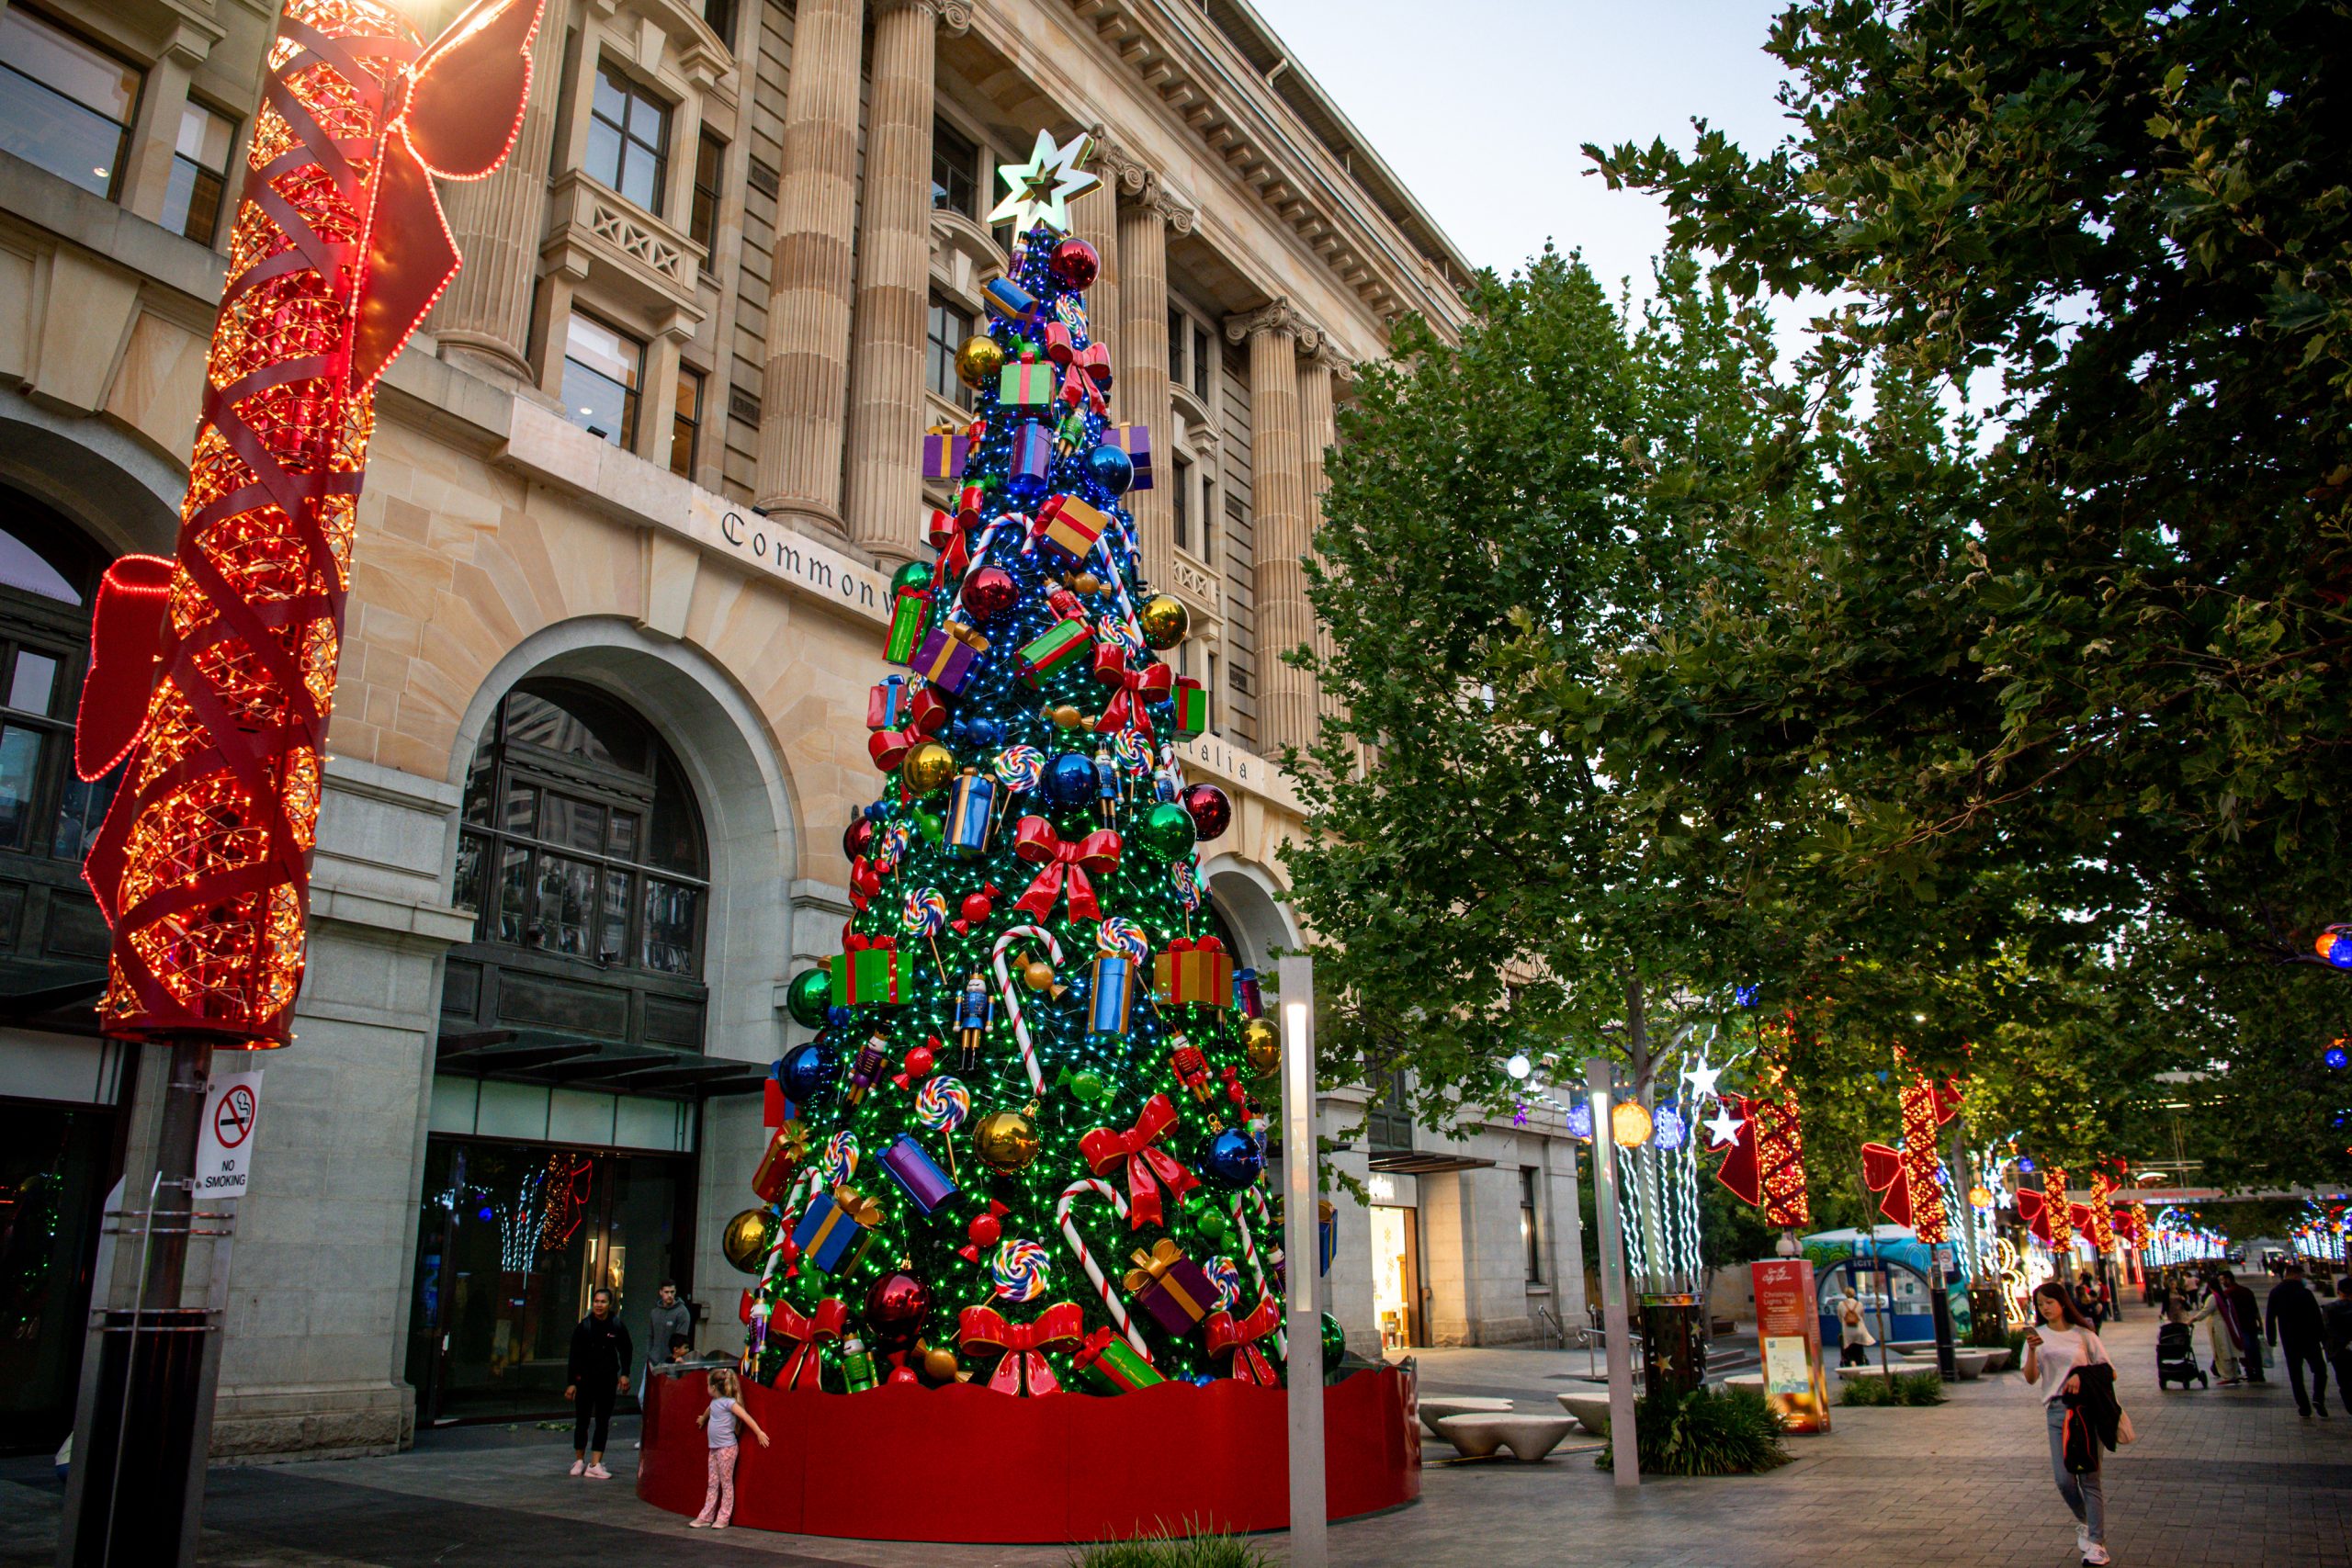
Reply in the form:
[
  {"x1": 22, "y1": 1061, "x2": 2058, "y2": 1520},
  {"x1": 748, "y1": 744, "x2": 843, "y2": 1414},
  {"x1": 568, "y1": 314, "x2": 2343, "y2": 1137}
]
[{"x1": 1, "y1": 1313, "x2": 2343, "y2": 1565}]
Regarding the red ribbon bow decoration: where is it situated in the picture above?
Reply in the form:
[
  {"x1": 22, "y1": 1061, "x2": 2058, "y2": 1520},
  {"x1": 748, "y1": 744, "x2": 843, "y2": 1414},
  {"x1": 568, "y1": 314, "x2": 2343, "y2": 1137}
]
[
  {"x1": 1860, "y1": 1141, "x2": 1912, "y2": 1228},
  {"x1": 1011, "y1": 816, "x2": 1122, "y2": 922},
  {"x1": 1078, "y1": 1093, "x2": 1199, "y2": 1230},
  {"x1": 1710, "y1": 1096, "x2": 1762, "y2": 1206},
  {"x1": 1091, "y1": 644, "x2": 1173, "y2": 739},
  {"x1": 2015, "y1": 1187, "x2": 2054, "y2": 1246},
  {"x1": 1204, "y1": 1292, "x2": 1283, "y2": 1385},
  {"x1": 766, "y1": 1295, "x2": 847, "y2": 1389},
  {"x1": 1058, "y1": 360, "x2": 1107, "y2": 415},
  {"x1": 956, "y1": 1301, "x2": 1084, "y2": 1395}
]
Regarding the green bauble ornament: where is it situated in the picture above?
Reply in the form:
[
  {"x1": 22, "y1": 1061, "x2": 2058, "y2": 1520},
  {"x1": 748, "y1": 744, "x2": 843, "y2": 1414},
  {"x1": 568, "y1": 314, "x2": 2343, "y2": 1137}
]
[
  {"x1": 1321, "y1": 1312, "x2": 1347, "y2": 1366},
  {"x1": 1139, "y1": 801, "x2": 1197, "y2": 861},
  {"x1": 914, "y1": 809, "x2": 944, "y2": 843},
  {"x1": 786, "y1": 967, "x2": 833, "y2": 1028},
  {"x1": 1068, "y1": 1068, "x2": 1106, "y2": 1103},
  {"x1": 890, "y1": 560, "x2": 933, "y2": 594},
  {"x1": 1193, "y1": 1207, "x2": 1229, "y2": 1245}
]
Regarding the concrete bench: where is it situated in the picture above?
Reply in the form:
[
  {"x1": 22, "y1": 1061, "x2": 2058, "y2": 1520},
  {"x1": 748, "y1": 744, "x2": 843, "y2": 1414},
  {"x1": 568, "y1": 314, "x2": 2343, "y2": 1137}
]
[
  {"x1": 1435, "y1": 1413, "x2": 1577, "y2": 1461},
  {"x1": 1899, "y1": 1349, "x2": 1988, "y2": 1380},
  {"x1": 1417, "y1": 1395, "x2": 1515, "y2": 1438},
  {"x1": 1555, "y1": 1393, "x2": 1612, "y2": 1436},
  {"x1": 1836, "y1": 1363, "x2": 1899, "y2": 1381},
  {"x1": 1719, "y1": 1372, "x2": 1766, "y2": 1393}
]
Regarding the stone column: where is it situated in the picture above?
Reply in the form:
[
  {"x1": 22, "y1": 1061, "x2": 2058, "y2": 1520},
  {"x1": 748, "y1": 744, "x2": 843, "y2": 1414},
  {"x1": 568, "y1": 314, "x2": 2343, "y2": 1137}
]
[
  {"x1": 843, "y1": 0, "x2": 969, "y2": 564},
  {"x1": 755, "y1": 0, "x2": 865, "y2": 532},
  {"x1": 1233, "y1": 299, "x2": 1317, "y2": 759},
  {"x1": 431, "y1": 0, "x2": 570, "y2": 383},
  {"x1": 1070, "y1": 129, "x2": 1133, "y2": 370},
  {"x1": 1297, "y1": 350, "x2": 1340, "y2": 725},
  {"x1": 1116, "y1": 180, "x2": 1192, "y2": 592}
]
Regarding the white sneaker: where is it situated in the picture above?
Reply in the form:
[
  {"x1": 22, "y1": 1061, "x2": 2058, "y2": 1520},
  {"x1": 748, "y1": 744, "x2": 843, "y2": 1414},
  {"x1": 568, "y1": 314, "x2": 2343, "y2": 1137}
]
[
  {"x1": 585, "y1": 1463, "x2": 612, "y2": 1480},
  {"x1": 569, "y1": 1460, "x2": 585, "y2": 1476},
  {"x1": 2077, "y1": 1529, "x2": 2092, "y2": 1555},
  {"x1": 2084, "y1": 1544, "x2": 2109, "y2": 1565}
]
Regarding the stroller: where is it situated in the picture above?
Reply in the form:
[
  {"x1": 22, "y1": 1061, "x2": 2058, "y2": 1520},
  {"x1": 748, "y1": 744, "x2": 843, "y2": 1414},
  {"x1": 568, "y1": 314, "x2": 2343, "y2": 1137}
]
[{"x1": 2157, "y1": 1321, "x2": 2209, "y2": 1389}]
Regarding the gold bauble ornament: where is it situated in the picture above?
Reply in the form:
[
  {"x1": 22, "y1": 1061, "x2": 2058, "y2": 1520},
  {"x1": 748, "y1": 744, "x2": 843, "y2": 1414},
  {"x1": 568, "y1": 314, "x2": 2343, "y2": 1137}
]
[
  {"x1": 955, "y1": 334, "x2": 1005, "y2": 389},
  {"x1": 1050, "y1": 704, "x2": 1084, "y2": 729},
  {"x1": 1241, "y1": 1016, "x2": 1281, "y2": 1078},
  {"x1": 721, "y1": 1208, "x2": 777, "y2": 1274},
  {"x1": 903, "y1": 740, "x2": 957, "y2": 795},
  {"x1": 1022, "y1": 957, "x2": 1056, "y2": 992},
  {"x1": 973, "y1": 1108, "x2": 1040, "y2": 1172},
  {"x1": 1137, "y1": 593, "x2": 1191, "y2": 650}
]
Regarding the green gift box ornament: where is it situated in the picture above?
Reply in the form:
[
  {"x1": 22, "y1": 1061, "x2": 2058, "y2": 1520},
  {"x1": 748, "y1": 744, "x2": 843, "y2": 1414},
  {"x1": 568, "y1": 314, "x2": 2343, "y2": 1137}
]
[
  {"x1": 885, "y1": 585, "x2": 929, "y2": 666},
  {"x1": 1170, "y1": 676, "x2": 1208, "y2": 740},
  {"x1": 1017, "y1": 617, "x2": 1094, "y2": 687}
]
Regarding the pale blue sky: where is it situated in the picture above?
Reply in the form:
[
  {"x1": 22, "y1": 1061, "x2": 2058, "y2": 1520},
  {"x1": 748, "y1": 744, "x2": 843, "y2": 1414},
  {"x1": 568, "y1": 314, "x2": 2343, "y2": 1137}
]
[{"x1": 1253, "y1": 0, "x2": 1797, "y2": 297}]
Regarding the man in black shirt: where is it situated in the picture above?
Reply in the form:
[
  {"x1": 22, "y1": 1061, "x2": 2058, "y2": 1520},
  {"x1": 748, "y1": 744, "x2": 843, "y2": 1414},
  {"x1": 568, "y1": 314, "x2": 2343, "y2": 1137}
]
[
  {"x1": 2266, "y1": 1263, "x2": 2329, "y2": 1418},
  {"x1": 566, "y1": 1287, "x2": 633, "y2": 1475}
]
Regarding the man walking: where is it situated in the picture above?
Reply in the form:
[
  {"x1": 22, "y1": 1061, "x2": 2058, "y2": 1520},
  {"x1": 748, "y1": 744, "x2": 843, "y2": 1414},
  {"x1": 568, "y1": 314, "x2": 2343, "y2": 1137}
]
[
  {"x1": 2324, "y1": 1276, "x2": 2352, "y2": 1416},
  {"x1": 566, "y1": 1286, "x2": 633, "y2": 1477},
  {"x1": 2265, "y1": 1263, "x2": 2329, "y2": 1418},
  {"x1": 2219, "y1": 1270, "x2": 2267, "y2": 1383}
]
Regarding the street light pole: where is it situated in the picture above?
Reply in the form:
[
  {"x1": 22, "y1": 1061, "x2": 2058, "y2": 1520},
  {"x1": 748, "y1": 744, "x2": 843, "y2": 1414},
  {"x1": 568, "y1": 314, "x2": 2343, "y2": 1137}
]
[
  {"x1": 1277, "y1": 954, "x2": 1326, "y2": 1566},
  {"x1": 1586, "y1": 1057, "x2": 1637, "y2": 1489}
]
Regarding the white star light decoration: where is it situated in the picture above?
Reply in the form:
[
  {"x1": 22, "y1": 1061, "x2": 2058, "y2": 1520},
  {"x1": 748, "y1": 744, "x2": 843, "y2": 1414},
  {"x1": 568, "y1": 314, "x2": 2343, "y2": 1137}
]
[
  {"x1": 1682, "y1": 1057, "x2": 1723, "y2": 1101},
  {"x1": 1704, "y1": 1105, "x2": 1747, "y2": 1149},
  {"x1": 987, "y1": 129, "x2": 1099, "y2": 236}
]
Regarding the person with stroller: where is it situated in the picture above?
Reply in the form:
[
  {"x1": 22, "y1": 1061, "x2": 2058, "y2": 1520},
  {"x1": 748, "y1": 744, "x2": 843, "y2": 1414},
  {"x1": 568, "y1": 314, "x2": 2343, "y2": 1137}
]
[{"x1": 2157, "y1": 1292, "x2": 2209, "y2": 1389}]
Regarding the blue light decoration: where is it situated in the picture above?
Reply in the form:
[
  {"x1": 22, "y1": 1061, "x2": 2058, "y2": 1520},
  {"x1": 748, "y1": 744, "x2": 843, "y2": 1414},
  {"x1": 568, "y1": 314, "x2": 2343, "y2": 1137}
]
[
  {"x1": 1734, "y1": 984, "x2": 1759, "y2": 1008},
  {"x1": 2324, "y1": 1041, "x2": 2349, "y2": 1070},
  {"x1": 1566, "y1": 1103, "x2": 1594, "y2": 1141},
  {"x1": 2319, "y1": 925, "x2": 2352, "y2": 968},
  {"x1": 2018, "y1": 1156, "x2": 2036, "y2": 1172},
  {"x1": 1652, "y1": 1102, "x2": 1688, "y2": 1151}
]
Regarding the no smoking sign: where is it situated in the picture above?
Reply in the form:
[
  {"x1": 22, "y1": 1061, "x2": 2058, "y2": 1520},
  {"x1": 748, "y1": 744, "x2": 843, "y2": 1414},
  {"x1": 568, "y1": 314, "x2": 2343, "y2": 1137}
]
[{"x1": 197, "y1": 1068, "x2": 265, "y2": 1199}]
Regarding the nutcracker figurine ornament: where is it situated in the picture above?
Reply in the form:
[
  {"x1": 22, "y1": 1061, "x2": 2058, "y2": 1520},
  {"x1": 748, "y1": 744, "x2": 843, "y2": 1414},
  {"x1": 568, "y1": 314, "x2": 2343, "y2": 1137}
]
[{"x1": 74, "y1": 0, "x2": 548, "y2": 1049}]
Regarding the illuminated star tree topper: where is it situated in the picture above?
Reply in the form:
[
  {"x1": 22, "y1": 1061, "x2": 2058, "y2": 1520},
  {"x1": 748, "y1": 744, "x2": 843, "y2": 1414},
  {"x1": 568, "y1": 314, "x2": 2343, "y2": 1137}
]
[{"x1": 987, "y1": 128, "x2": 1099, "y2": 235}]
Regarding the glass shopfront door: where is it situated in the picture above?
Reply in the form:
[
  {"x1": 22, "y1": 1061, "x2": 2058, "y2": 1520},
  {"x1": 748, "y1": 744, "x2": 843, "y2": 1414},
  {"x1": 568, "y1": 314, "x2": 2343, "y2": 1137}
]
[
  {"x1": 406, "y1": 1135, "x2": 691, "y2": 1424},
  {"x1": 0, "y1": 1098, "x2": 116, "y2": 1452},
  {"x1": 1371, "y1": 1203, "x2": 1424, "y2": 1349}
]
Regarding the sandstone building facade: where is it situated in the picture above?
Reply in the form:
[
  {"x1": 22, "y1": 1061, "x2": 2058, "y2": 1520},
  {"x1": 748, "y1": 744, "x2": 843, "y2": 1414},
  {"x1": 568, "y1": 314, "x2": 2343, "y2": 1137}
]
[{"x1": 0, "y1": 0, "x2": 1586, "y2": 1458}]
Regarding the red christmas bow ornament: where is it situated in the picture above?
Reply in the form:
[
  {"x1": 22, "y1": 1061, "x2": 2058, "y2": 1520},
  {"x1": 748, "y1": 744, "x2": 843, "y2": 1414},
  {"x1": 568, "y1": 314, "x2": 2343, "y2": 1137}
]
[
  {"x1": 2067, "y1": 1201, "x2": 2094, "y2": 1233},
  {"x1": 1204, "y1": 1292, "x2": 1282, "y2": 1385},
  {"x1": 765, "y1": 1295, "x2": 847, "y2": 1390},
  {"x1": 2015, "y1": 1187, "x2": 2054, "y2": 1246},
  {"x1": 869, "y1": 725, "x2": 938, "y2": 773},
  {"x1": 1012, "y1": 816, "x2": 1121, "y2": 922},
  {"x1": 1711, "y1": 1096, "x2": 1761, "y2": 1206},
  {"x1": 1860, "y1": 1141, "x2": 1912, "y2": 1228},
  {"x1": 847, "y1": 855, "x2": 880, "y2": 914},
  {"x1": 1091, "y1": 644, "x2": 1173, "y2": 738},
  {"x1": 957, "y1": 1301, "x2": 1084, "y2": 1395},
  {"x1": 1079, "y1": 1093, "x2": 1199, "y2": 1230},
  {"x1": 1076, "y1": 342, "x2": 1114, "y2": 389},
  {"x1": 1058, "y1": 361, "x2": 1107, "y2": 415}
]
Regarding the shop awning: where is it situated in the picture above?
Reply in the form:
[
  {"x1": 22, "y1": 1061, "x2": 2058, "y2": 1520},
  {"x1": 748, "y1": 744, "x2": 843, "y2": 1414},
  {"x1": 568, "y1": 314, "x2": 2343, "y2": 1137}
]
[
  {"x1": 1366, "y1": 1149, "x2": 1496, "y2": 1176},
  {"x1": 0, "y1": 954, "x2": 108, "y2": 1026},
  {"x1": 435, "y1": 1027, "x2": 766, "y2": 1098}
]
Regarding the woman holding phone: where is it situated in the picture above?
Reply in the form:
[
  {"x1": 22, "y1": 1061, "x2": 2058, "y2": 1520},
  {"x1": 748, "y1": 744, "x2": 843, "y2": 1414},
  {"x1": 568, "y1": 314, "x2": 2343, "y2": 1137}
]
[{"x1": 2023, "y1": 1280, "x2": 2114, "y2": 1565}]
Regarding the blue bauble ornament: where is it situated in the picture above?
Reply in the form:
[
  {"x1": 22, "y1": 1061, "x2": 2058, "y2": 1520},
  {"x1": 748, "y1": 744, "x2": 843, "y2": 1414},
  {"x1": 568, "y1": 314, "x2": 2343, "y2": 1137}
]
[
  {"x1": 1204, "y1": 1127, "x2": 1266, "y2": 1189},
  {"x1": 1006, "y1": 468, "x2": 1049, "y2": 507},
  {"x1": 1084, "y1": 444, "x2": 1134, "y2": 495},
  {"x1": 824, "y1": 1005, "x2": 854, "y2": 1028},
  {"x1": 779, "y1": 1042, "x2": 837, "y2": 1101},
  {"x1": 865, "y1": 801, "x2": 890, "y2": 821},
  {"x1": 955, "y1": 714, "x2": 1007, "y2": 753},
  {"x1": 1044, "y1": 750, "x2": 1096, "y2": 808}
]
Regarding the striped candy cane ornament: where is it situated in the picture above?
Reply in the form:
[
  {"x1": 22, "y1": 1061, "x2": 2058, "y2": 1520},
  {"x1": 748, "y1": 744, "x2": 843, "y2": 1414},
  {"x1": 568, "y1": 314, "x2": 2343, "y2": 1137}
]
[
  {"x1": 1056, "y1": 1177, "x2": 1151, "y2": 1357},
  {"x1": 1227, "y1": 1189, "x2": 1289, "y2": 1358},
  {"x1": 989, "y1": 923, "x2": 1065, "y2": 1099}
]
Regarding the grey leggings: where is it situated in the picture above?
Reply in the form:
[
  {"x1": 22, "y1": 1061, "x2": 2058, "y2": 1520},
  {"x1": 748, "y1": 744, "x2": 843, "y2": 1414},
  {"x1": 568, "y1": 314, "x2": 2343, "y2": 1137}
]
[{"x1": 2045, "y1": 1397, "x2": 2105, "y2": 1545}]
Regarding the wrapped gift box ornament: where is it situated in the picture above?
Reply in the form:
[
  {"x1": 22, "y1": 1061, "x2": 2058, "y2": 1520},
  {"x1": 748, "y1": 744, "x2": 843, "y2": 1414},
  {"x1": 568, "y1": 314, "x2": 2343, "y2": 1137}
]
[
  {"x1": 1154, "y1": 935, "x2": 1232, "y2": 1010},
  {"x1": 829, "y1": 938, "x2": 907, "y2": 1006},
  {"x1": 1110, "y1": 423, "x2": 1153, "y2": 490},
  {"x1": 922, "y1": 430, "x2": 970, "y2": 481},
  {"x1": 1170, "y1": 676, "x2": 1209, "y2": 740},
  {"x1": 876, "y1": 1133, "x2": 958, "y2": 1216},
  {"x1": 981, "y1": 274, "x2": 1040, "y2": 327},
  {"x1": 791, "y1": 1185, "x2": 885, "y2": 1274},
  {"x1": 1000, "y1": 356, "x2": 1057, "y2": 407},
  {"x1": 1123, "y1": 1237, "x2": 1216, "y2": 1337},
  {"x1": 884, "y1": 586, "x2": 929, "y2": 666},
  {"x1": 866, "y1": 675, "x2": 944, "y2": 736},
  {"x1": 1073, "y1": 1325, "x2": 1165, "y2": 1394},
  {"x1": 1032, "y1": 493, "x2": 1108, "y2": 570},
  {"x1": 1016, "y1": 617, "x2": 1093, "y2": 687},
  {"x1": 912, "y1": 624, "x2": 983, "y2": 694}
]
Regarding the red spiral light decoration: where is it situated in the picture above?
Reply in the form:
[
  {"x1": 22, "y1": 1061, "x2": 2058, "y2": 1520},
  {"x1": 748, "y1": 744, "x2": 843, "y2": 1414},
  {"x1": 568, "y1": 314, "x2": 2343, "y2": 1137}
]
[
  {"x1": 2042, "y1": 1165, "x2": 2073, "y2": 1255},
  {"x1": 74, "y1": 0, "x2": 543, "y2": 1046},
  {"x1": 1753, "y1": 1053, "x2": 1811, "y2": 1230}
]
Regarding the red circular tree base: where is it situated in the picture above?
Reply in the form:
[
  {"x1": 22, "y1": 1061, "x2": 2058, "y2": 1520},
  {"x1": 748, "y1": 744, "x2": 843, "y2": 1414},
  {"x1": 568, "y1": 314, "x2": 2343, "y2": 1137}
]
[{"x1": 637, "y1": 1362, "x2": 1420, "y2": 1542}]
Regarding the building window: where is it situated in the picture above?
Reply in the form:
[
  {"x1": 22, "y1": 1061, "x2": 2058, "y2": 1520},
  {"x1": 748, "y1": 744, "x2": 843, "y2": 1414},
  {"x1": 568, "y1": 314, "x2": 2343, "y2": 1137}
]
[
  {"x1": 1365, "y1": 1070, "x2": 1412, "y2": 1152},
  {"x1": 560, "y1": 312, "x2": 642, "y2": 448},
  {"x1": 1168, "y1": 307, "x2": 1186, "y2": 389},
  {"x1": 452, "y1": 680, "x2": 707, "y2": 976},
  {"x1": 161, "y1": 99, "x2": 233, "y2": 245},
  {"x1": 586, "y1": 61, "x2": 669, "y2": 215},
  {"x1": 1521, "y1": 1167, "x2": 1544, "y2": 1283},
  {"x1": 0, "y1": 515, "x2": 108, "y2": 862},
  {"x1": 688, "y1": 129, "x2": 723, "y2": 249},
  {"x1": 932, "y1": 118, "x2": 978, "y2": 218},
  {"x1": 0, "y1": 7, "x2": 137, "y2": 199},
  {"x1": 1193, "y1": 323, "x2": 1211, "y2": 400},
  {"x1": 927, "y1": 295, "x2": 974, "y2": 406},
  {"x1": 671, "y1": 367, "x2": 702, "y2": 478},
  {"x1": 1170, "y1": 454, "x2": 1191, "y2": 552},
  {"x1": 1204, "y1": 650, "x2": 1219, "y2": 735},
  {"x1": 1198, "y1": 474, "x2": 1216, "y2": 564},
  {"x1": 702, "y1": 0, "x2": 738, "y2": 45}
]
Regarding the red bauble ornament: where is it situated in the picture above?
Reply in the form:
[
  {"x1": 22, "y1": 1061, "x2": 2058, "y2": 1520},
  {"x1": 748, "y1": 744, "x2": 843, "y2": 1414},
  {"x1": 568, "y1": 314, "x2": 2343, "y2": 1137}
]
[
  {"x1": 1049, "y1": 237, "x2": 1101, "y2": 290},
  {"x1": 967, "y1": 1212, "x2": 1002, "y2": 1250},
  {"x1": 964, "y1": 566, "x2": 1017, "y2": 622},
  {"x1": 1182, "y1": 783, "x2": 1232, "y2": 840},
  {"x1": 960, "y1": 890, "x2": 994, "y2": 924},
  {"x1": 844, "y1": 817, "x2": 876, "y2": 860},
  {"x1": 865, "y1": 1269, "x2": 931, "y2": 1352}
]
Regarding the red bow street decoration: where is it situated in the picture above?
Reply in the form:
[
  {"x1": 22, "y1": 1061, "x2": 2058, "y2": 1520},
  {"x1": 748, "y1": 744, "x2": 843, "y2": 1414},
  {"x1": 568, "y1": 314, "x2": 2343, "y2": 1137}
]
[
  {"x1": 1861, "y1": 1141, "x2": 1912, "y2": 1229},
  {"x1": 1012, "y1": 817, "x2": 1121, "y2": 922},
  {"x1": 2015, "y1": 1187, "x2": 2054, "y2": 1246},
  {"x1": 957, "y1": 1301, "x2": 1084, "y2": 1395},
  {"x1": 1204, "y1": 1292, "x2": 1282, "y2": 1385},
  {"x1": 1078, "y1": 1093, "x2": 1199, "y2": 1230},
  {"x1": 1091, "y1": 644, "x2": 1173, "y2": 738},
  {"x1": 1712, "y1": 1096, "x2": 1761, "y2": 1206},
  {"x1": 2068, "y1": 1201, "x2": 2094, "y2": 1232},
  {"x1": 74, "y1": 555, "x2": 176, "y2": 782},
  {"x1": 765, "y1": 1295, "x2": 847, "y2": 1389}
]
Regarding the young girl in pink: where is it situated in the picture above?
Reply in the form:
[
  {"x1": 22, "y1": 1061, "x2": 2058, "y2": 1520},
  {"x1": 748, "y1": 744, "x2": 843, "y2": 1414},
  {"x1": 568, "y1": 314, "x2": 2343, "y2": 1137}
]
[{"x1": 689, "y1": 1367, "x2": 768, "y2": 1529}]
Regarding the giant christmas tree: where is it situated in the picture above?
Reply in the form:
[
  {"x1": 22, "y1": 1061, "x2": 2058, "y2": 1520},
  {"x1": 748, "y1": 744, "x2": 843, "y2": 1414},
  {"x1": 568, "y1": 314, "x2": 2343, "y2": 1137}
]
[{"x1": 736, "y1": 130, "x2": 1290, "y2": 1398}]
